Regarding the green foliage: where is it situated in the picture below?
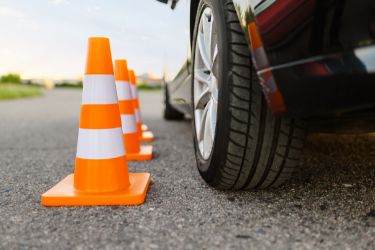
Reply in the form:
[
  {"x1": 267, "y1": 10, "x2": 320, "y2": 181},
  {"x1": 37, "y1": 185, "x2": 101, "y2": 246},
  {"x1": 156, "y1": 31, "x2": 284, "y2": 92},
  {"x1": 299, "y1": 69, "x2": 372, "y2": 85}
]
[
  {"x1": 0, "y1": 73, "x2": 21, "y2": 84},
  {"x1": 0, "y1": 84, "x2": 42, "y2": 100},
  {"x1": 137, "y1": 83, "x2": 161, "y2": 91},
  {"x1": 55, "y1": 81, "x2": 83, "y2": 88}
]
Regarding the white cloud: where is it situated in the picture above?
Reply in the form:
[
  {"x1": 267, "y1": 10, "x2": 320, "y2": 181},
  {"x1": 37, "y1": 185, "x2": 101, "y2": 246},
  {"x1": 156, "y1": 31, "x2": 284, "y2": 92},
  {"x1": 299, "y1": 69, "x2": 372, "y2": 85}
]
[
  {"x1": 87, "y1": 5, "x2": 101, "y2": 13},
  {"x1": 48, "y1": 0, "x2": 70, "y2": 5},
  {"x1": 0, "y1": 7, "x2": 24, "y2": 18}
]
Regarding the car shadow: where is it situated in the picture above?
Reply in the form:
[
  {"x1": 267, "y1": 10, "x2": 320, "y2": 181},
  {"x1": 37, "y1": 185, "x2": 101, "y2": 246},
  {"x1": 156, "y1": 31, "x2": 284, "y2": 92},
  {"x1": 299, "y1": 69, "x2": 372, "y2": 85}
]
[
  {"x1": 289, "y1": 133, "x2": 375, "y2": 191},
  {"x1": 218, "y1": 133, "x2": 375, "y2": 222}
]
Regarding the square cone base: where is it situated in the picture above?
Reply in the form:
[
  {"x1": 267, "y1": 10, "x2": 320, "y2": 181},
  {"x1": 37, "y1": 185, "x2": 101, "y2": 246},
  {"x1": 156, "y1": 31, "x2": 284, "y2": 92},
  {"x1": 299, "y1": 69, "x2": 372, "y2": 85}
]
[
  {"x1": 141, "y1": 124, "x2": 148, "y2": 132},
  {"x1": 41, "y1": 173, "x2": 150, "y2": 206},
  {"x1": 141, "y1": 131, "x2": 154, "y2": 142},
  {"x1": 127, "y1": 145, "x2": 153, "y2": 161}
]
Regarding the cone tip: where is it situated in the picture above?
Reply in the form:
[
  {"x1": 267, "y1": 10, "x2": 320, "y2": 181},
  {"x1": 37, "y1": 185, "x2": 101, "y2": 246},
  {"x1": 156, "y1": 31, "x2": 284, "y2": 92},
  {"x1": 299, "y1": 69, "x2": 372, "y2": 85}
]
[
  {"x1": 85, "y1": 37, "x2": 114, "y2": 75},
  {"x1": 88, "y1": 36, "x2": 109, "y2": 42},
  {"x1": 115, "y1": 59, "x2": 127, "y2": 63},
  {"x1": 114, "y1": 59, "x2": 129, "y2": 81},
  {"x1": 129, "y1": 69, "x2": 136, "y2": 84}
]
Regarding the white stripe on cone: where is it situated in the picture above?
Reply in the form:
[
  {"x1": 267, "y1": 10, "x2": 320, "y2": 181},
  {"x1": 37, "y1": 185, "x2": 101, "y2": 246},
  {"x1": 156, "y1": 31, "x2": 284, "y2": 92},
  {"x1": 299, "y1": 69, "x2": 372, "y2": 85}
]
[
  {"x1": 76, "y1": 128, "x2": 126, "y2": 159},
  {"x1": 251, "y1": 47, "x2": 269, "y2": 70},
  {"x1": 115, "y1": 81, "x2": 133, "y2": 101},
  {"x1": 134, "y1": 109, "x2": 141, "y2": 123},
  {"x1": 130, "y1": 85, "x2": 138, "y2": 99},
  {"x1": 82, "y1": 75, "x2": 118, "y2": 104},
  {"x1": 120, "y1": 114, "x2": 138, "y2": 134}
]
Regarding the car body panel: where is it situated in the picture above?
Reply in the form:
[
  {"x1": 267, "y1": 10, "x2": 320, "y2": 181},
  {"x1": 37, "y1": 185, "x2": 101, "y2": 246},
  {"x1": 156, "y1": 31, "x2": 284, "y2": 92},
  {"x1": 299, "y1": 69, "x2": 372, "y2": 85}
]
[
  {"x1": 167, "y1": 0, "x2": 375, "y2": 121},
  {"x1": 168, "y1": 60, "x2": 192, "y2": 114}
]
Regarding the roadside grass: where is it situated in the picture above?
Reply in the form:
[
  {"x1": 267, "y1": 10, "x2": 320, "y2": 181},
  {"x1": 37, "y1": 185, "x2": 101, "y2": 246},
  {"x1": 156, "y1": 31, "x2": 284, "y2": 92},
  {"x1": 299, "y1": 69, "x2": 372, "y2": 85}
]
[
  {"x1": 0, "y1": 84, "x2": 42, "y2": 100},
  {"x1": 138, "y1": 84, "x2": 161, "y2": 91},
  {"x1": 55, "y1": 82, "x2": 83, "y2": 89}
]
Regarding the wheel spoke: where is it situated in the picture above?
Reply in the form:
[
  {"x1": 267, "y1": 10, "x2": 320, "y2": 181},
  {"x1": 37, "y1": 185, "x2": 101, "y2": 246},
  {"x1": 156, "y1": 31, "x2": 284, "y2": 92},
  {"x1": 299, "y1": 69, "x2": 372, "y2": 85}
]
[
  {"x1": 203, "y1": 9, "x2": 213, "y2": 62},
  {"x1": 211, "y1": 44, "x2": 218, "y2": 72},
  {"x1": 198, "y1": 140, "x2": 204, "y2": 155},
  {"x1": 198, "y1": 105, "x2": 209, "y2": 142},
  {"x1": 195, "y1": 86, "x2": 211, "y2": 109},
  {"x1": 210, "y1": 74, "x2": 218, "y2": 102},
  {"x1": 194, "y1": 68, "x2": 210, "y2": 86},
  {"x1": 203, "y1": 101, "x2": 214, "y2": 157},
  {"x1": 208, "y1": 97, "x2": 217, "y2": 136},
  {"x1": 198, "y1": 29, "x2": 211, "y2": 70}
]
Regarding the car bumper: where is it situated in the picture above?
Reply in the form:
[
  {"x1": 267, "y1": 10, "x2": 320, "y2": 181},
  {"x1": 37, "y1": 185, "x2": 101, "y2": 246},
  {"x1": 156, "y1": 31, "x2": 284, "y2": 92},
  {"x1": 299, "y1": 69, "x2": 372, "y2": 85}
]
[{"x1": 264, "y1": 45, "x2": 375, "y2": 118}]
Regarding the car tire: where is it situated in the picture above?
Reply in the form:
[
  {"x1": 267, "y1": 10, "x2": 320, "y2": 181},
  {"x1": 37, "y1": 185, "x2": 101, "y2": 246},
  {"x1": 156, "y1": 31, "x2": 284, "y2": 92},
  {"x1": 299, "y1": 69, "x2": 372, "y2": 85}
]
[
  {"x1": 191, "y1": 0, "x2": 307, "y2": 189},
  {"x1": 163, "y1": 84, "x2": 185, "y2": 120}
]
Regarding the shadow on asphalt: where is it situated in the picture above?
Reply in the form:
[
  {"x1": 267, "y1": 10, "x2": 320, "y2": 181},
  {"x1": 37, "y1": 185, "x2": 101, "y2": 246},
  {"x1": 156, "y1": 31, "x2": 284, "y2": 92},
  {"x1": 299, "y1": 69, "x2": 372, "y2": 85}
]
[{"x1": 205, "y1": 133, "x2": 375, "y2": 222}]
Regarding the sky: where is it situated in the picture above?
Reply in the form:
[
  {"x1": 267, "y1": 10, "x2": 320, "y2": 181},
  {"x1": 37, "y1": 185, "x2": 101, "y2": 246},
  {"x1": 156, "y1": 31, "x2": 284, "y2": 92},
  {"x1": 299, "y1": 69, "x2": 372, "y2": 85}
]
[{"x1": 0, "y1": 0, "x2": 189, "y2": 80}]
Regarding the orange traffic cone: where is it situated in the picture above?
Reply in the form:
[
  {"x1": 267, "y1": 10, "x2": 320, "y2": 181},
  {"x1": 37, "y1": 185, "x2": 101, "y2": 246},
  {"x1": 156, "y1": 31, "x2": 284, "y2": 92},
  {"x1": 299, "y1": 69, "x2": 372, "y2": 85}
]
[
  {"x1": 128, "y1": 69, "x2": 155, "y2": 142},
  {"x1": 41, "y1": 37, "x2": 150, "y2": 206},
  {"x1": 142, "y1": 124, "x2": 148, "y2": 131},
  {"x1": 114, "y1": 59, "x2": 153, "y2": 161}
]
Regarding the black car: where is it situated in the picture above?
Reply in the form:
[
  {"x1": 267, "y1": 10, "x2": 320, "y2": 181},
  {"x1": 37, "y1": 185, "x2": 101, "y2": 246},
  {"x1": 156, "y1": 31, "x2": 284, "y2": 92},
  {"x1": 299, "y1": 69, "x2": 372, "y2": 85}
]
[{"x1": 158, "y1": 0, "x2": 375, "y2": 190}]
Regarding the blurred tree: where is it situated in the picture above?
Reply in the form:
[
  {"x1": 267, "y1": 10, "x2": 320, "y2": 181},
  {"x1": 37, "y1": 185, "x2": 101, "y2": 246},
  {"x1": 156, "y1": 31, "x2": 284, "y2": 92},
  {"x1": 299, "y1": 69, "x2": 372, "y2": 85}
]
[{"x1": 0, "y1": 73, "x2": 21, "y2": 84}]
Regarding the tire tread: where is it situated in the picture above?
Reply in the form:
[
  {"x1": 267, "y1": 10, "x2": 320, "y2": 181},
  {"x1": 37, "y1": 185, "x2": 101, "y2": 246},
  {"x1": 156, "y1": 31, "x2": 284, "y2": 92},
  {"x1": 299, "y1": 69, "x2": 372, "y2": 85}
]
[{"x1": 207, "y1": 0, "x2": 306, "y2": 189}]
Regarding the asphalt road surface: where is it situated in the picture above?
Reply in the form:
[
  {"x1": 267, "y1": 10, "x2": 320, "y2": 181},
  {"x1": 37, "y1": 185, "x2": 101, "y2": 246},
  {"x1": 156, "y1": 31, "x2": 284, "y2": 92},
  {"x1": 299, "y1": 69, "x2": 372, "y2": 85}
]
[{"x1": 0, "y1": 89, "x2": 374, "y2": 249}]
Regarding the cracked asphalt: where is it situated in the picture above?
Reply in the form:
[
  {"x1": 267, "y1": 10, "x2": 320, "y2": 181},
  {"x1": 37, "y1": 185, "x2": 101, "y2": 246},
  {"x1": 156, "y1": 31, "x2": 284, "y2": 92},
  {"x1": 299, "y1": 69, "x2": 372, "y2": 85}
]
[{"x1": 0, "y1": 89, "x2": 374, "y2": 249}]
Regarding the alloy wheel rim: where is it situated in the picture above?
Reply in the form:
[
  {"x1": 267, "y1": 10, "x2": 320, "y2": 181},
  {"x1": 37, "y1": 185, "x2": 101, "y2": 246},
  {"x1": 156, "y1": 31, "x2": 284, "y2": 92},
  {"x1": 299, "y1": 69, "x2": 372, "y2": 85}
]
[{"x1": 194, "y1": 7, "x2": 219, "y2": 160}]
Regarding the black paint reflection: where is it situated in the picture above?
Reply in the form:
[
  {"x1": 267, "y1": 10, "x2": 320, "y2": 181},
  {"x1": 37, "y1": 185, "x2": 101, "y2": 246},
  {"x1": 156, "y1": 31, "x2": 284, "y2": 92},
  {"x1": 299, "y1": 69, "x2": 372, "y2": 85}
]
[{"x1": 249, "y1": 0, "x2": 375, "y2": 66}]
